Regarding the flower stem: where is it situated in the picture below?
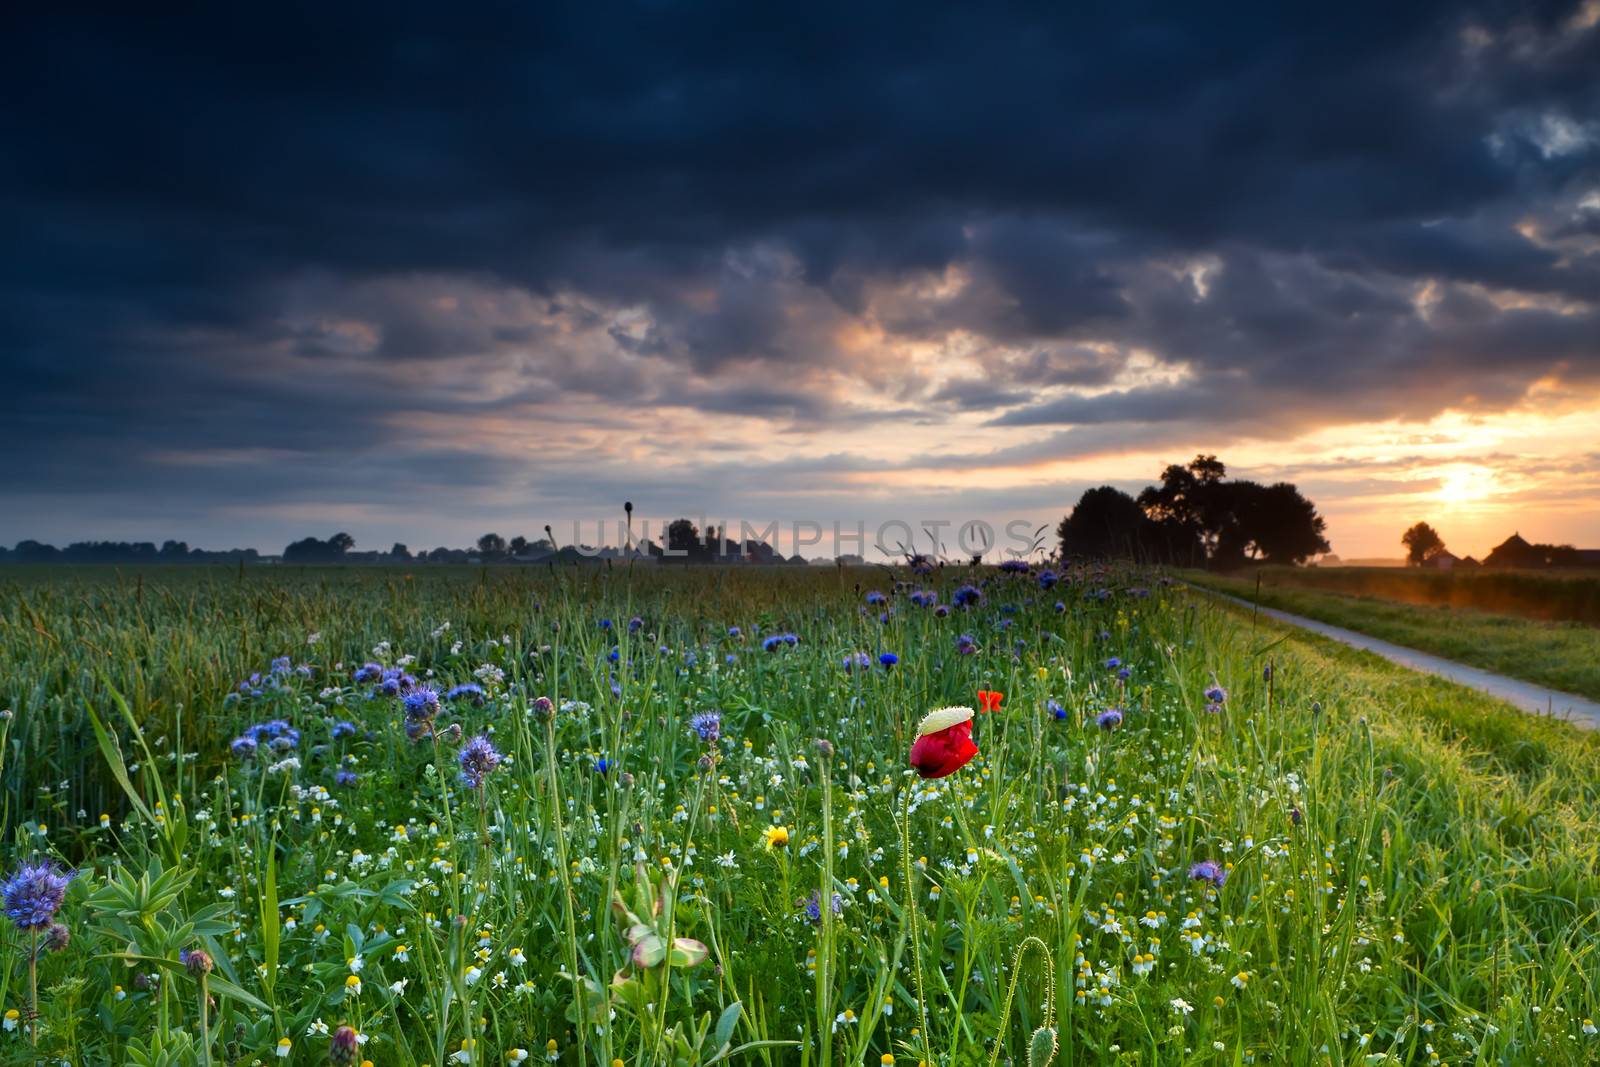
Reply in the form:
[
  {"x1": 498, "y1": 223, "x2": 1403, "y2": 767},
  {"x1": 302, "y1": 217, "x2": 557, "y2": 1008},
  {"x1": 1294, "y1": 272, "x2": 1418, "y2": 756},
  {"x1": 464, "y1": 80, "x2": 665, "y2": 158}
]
[
  {"x1": 198, "y1": 973, "x2": 212, "y2": 1067},
  {"x1": 28, "y1": 928, "x2": 38, "y2": 1049}
]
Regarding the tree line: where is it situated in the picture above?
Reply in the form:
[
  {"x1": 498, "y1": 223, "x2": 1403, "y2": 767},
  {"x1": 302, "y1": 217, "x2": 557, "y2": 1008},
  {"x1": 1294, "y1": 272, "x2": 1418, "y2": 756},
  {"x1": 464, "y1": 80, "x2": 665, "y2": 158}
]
[{"x1": 1056, "y1": 455, "x2": 1330, "y2": 567}]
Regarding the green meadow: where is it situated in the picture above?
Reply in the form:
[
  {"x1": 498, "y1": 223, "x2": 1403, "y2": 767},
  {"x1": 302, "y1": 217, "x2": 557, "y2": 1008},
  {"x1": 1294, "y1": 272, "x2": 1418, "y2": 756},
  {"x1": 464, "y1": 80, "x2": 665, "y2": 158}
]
[{"x1": 1, "y1": 564, "x2": 1597, "y2": 1066}]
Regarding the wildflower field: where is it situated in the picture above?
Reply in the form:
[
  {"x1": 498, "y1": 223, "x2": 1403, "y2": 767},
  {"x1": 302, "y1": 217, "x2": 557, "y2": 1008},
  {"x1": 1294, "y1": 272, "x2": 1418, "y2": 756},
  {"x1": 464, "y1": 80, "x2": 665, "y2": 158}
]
[{"x1": 2, "y1": 563, "x2": 1598, "y2": 1066}]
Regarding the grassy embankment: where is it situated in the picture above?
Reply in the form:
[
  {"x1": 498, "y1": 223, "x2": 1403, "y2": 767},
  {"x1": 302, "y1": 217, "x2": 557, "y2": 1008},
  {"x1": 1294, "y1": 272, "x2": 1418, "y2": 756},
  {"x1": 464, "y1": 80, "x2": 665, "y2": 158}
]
[{"x1": 1188, "y1": 570, "x2": 1600, "y2": 702}]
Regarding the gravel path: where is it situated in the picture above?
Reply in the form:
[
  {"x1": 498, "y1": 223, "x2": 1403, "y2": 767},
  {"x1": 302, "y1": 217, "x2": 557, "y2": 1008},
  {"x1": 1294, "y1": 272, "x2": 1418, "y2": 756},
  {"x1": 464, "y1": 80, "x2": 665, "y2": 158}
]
[{"x1": 1197, "y1": 587, "x2": 1600, "y2": 731}]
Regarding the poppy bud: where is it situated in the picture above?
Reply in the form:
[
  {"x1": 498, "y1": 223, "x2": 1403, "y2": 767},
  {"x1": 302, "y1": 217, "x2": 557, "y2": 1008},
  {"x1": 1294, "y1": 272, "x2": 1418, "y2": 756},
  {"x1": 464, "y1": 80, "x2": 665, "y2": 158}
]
[{"x1": 909, "y1": 707, "x2": 978, "y2": 779}]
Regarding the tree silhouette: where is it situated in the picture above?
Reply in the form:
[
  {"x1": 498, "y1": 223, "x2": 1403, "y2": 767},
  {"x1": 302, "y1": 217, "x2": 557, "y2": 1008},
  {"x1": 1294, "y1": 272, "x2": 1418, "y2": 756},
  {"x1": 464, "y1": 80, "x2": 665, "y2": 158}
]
[
  {"x1": 476, "y1": 533, "x2": 507, "y2": 559},
  {"x1": 1058, "y1": 456, "x2": 1329, "y2": 569},
  {"x1": 1246, "y1": 482, "x2": 1330, "y2": 565},
  {"x1": 1058, "y1": 486, "x2": 1149, "y2": 560},
  {"x1": 1401, "y1": 522, "x2": 1444, "y2": 565},
  {"x1": 509, "y1": 535, "x2": 529, "y2": 556},
  {"x1": 666, "y1": 519, "x2": 700, "y2": 556}
]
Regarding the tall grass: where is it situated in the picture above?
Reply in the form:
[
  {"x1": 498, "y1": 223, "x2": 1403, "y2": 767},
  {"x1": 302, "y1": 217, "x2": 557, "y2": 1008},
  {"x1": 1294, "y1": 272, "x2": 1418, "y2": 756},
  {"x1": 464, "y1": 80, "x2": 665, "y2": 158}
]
[{"x1": 0, "y1": 563, "x2": 1596, "y2": 1064}]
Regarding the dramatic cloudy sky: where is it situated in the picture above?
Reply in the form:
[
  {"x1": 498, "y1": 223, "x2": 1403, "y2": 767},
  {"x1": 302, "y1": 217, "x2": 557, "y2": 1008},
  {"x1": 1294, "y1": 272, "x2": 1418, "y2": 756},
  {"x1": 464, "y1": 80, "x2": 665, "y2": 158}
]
[{"x1": 4, "y1": 2, "x2": 1599, "y2": 558}]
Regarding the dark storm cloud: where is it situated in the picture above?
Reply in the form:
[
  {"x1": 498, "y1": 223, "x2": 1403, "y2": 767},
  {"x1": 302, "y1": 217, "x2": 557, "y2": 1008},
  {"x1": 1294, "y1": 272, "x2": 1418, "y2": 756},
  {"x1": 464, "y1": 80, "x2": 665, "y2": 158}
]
[{"x1": 2, "y1": 0, "x2": 1599, "y2": 542}]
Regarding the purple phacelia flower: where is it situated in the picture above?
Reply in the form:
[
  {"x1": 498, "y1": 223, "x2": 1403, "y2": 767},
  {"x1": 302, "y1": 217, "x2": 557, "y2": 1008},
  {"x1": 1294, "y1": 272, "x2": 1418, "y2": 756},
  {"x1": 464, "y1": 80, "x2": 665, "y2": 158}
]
[
  {"x1": 689, "y1": 711, "x2": 722, "y2": 744},
  {"x1": 403, "y1": 686, "x2": 441, "y2": 722},
  {"x1": 1188, "y1": 860, "x2": 1227, "y2": 888},
  {"x1": 445, "y1": 683, "x2": 487, "y2": 705},
  {"x1": 458, "y1": 734, "x2": 502, "y2": 789},
  {"x1": 842, "y1": 651, "x2": 873, "y2": 672},
  {"x1": 2, "y1": 861, "x2": 76, "y2": 931}
]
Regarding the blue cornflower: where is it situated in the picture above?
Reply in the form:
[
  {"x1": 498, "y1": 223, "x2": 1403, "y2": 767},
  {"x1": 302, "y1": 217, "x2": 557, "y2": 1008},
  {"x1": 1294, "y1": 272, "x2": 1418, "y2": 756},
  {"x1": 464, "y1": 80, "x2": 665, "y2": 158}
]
[
  {"x1": 727, "y1": 626, "x2": 742, "y2": 638},
  {"x1": 864, "y1": 591, "x2": 887, "y2": 606},
  {"x1": 952, "y1": 584, "x2": 983, "y2": 608},
  {"x1": 998, "y1": 559, "x2": 1029, "y2": 574},
  {"x1": 599, "y1": 618, "x2": 613, "y2": 631},
  {"x1": 1047, "y1": 699, "x2": 1067, "y2": 721},
  {"x1": 269, "y1": 656, "x2": 293, "y2": 674},
  {"x1": 909, "y1": 590, "x2": 937, "y2": 608},
  {"x1": 628, "y1": 616, "x2": 644, "y2": 633},
  {"x1": 1104, "y1": 657, "x2": 1122, "y2": 670},
  {"x1": 1054, "y1": 600, "x2": 1066, "y2": 613},
  {"x1": 1117, "y1": 667, "x2": 1131, "y2": 682},
  {"x1": 331, "y1": 721, "x2": 357, "y2": 739},
  {"x1": 1037, "y1": 570, "x2": 1059, "y2": 590},
  {"x1": 334, "y1": 770, "x2": 359, "y2": 788},
  {"x1": 842, "y1": 651, "x2": 873, "y2": 672},
  {"x1": 1096, "y1": 708, "x2": 1124, "y2": 730},
  {"x1": 761, "y1": 633, "x2": 799, "y2": 652},
  {"x1": 353, "y1": 663, "x2": 383, "y2": 684},
  {"x1": 230, "y1": 736, "x2": 258, "y2": 759},
  {"x1": 878, "y1": 652, "x2": 899, "y2": 669},
  {"x1": 955, "y1": 633, "x2": 978, "y2": 655},
  {"x1": 1188, "y1": 860, "x2": 1227, "y2": 888},
  {"x1": 2, "y1": 861, "x2": 76, "y2": 931},
  {"x1": 934, "y1": 604, "x2": 950, "y2": 618},
  {"x1": 458, "y1": 734, "x2": 502, "y2": 789},
  {"x1": 593, "y1": 757, "x2": 613, "y2": 774}
]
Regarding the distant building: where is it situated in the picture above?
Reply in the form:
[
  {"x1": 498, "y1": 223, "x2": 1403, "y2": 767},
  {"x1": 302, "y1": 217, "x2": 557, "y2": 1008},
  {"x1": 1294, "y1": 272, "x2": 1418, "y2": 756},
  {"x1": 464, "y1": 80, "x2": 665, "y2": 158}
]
[
  {"x1": 1483, "y1": 533, "x2": 1598, "y2": 569},
  {"x1": 1423, "y1": 549, "x2": 1460, "y2": 570}
]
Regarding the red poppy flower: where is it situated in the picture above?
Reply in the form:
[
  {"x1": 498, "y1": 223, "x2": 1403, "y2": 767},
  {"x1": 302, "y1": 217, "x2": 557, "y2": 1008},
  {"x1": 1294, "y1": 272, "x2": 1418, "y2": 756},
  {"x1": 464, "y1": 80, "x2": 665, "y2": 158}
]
[
  {"x1": 976, "y1": 689, "x2": 1004, "y2": 713},
  {"x1": 909, "y1": 706, "x2": 978, "y2": 779}
]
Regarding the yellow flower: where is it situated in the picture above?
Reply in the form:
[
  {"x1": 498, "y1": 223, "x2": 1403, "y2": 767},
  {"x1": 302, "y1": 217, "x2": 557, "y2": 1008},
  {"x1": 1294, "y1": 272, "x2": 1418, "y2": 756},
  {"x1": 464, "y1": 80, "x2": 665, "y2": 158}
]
[{"x1": 763, "y1": 825, "x2": 790, "y2": 850}]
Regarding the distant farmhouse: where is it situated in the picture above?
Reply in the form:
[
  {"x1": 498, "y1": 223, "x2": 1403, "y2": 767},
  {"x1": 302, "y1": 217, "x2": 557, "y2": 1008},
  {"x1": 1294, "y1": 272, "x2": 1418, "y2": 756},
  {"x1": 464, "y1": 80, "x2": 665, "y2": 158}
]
[{"x1": 1480, "y1": 533, "x2": 1600, "y2": 569}]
